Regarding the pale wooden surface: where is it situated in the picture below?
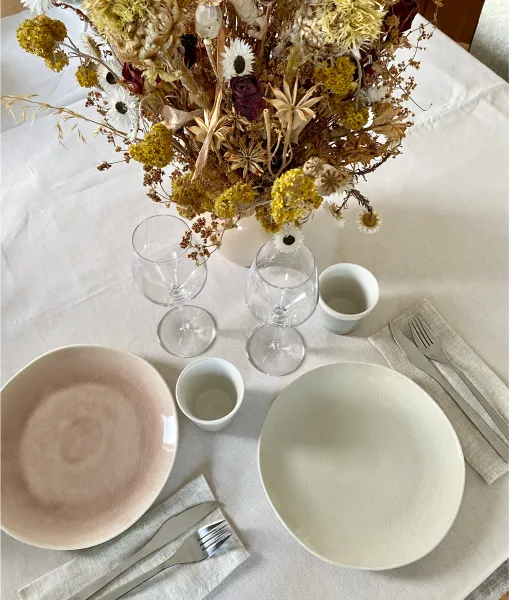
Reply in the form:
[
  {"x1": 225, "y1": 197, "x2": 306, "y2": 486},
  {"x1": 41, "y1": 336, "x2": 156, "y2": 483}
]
[{"x1": 1, "y1": 0, "x2": 24, "y2": 17}]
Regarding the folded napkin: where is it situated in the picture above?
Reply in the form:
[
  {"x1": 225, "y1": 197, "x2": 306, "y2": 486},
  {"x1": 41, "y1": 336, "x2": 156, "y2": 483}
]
[
  {"x1": 18, "y1": 475, "x2": 249, "y2": 600},
  {"x1": 370, "y1": 299, "x2": 509, "y2": 484}
]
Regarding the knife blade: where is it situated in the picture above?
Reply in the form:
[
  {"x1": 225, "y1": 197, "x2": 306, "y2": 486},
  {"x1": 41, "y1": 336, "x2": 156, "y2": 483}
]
[
  {"x1": 389, "y1": 322, "x2": 509, "y2": 463},
  {"x1": 71, "y1": 501, "x2": 218, "y2": 600}
]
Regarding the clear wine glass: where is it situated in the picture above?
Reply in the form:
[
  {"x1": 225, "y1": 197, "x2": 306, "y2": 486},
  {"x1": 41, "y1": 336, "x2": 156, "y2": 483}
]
[
  {"x1": 245, "y1": 241, "x2": 318, "y2": 376},
  {"x1": 132, "y1": 215, "x2": 216, "y2": 357}
]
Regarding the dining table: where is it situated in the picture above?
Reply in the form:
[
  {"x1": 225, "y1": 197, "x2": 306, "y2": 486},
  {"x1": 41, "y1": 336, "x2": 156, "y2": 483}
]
[{"x1": 1, "y1": 8, "x2": 509, "y2": 600}]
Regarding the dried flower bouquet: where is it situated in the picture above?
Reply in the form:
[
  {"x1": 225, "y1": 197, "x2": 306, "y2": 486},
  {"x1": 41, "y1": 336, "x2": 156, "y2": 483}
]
[{"x1": 3, "y1": 0, "x2": 440, "y2": 258}]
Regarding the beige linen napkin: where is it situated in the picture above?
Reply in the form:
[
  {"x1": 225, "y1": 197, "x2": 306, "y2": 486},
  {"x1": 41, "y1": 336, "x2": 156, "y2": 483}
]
[
  {"x1": 18, "y1": 475, "x2": 249, "y2": 600},
  {"x1": 370, "y1": 299, "x2": 509, "y2": 484}
]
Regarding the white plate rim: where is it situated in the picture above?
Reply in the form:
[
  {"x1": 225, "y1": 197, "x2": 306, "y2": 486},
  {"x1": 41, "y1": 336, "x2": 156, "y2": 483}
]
[
  {"x1": 258, "y1": 361, "x2": 465, "y2": 570},
  {"x1": 0, "y1": 344, "x2": 180, "y2": 550}
]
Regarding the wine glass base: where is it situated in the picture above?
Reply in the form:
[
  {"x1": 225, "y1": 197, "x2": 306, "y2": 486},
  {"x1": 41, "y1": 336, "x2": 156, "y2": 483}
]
[
  {"x1": 157, "y1": 305, "x2": 216, "y2": 358},
  {"x1": 246, "y1": 325, "x2": 305, "y2": 377}
]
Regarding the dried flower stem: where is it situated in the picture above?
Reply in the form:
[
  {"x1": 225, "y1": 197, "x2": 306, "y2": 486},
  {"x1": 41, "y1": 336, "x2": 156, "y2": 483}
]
[
  {"x1": 204, "y1": 41, "x2": 219, "y2": 78},
  {"x1": 1, "y1": 95, "x2": 127, "y2": 137},
  {"x1": 61, "y1": 42, "x2": 115, "y2": 72}
]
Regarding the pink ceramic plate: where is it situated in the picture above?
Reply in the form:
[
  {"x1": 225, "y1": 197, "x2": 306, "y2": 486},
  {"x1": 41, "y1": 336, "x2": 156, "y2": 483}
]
[{"x1": 1, "y1": 346, "x2": 178, "y2": 550}]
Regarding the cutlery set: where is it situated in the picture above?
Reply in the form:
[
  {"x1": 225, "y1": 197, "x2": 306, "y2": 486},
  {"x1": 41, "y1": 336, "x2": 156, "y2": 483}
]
[
  {"x1": 390, "y1": 317, "x2": 509, "y2": 462},
  {"x1": 71, "y1": 502, "x2": 230, "y2": 600}
]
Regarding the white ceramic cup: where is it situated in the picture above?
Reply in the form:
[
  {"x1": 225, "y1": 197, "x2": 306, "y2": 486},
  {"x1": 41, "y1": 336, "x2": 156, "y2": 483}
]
[
  {"x1": 317, "y1": 263, "x2": 379, "y2": 335},
  {"x1": 176, "y1": 358, "x2": 244, "y2": 432}
]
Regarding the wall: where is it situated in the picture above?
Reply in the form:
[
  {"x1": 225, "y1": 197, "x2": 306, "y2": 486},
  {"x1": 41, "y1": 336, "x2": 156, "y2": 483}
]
[{"x1": 470, "y1": 0, "x2": 509, "y2": 81}]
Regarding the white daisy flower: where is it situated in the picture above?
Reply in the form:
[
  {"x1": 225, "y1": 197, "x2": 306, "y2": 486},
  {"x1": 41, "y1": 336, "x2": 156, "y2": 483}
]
[
  {"x1": 104, "y1": 86, "x2": 139, "y2": 132},
  {"x1": 360, "y1": 86, "x2": 387, "y2": 106},
  {"x1": 332, "y1": 213, "x2": 347, "y2": 229},
  {"x1": 21, "y1": 0, "x2": 53, "y2": 14},
  {"x1": 97, "y1": 60, "x2": 122, "y2": 91},
  {"x1": 221, "y1": 39, "x2": 255, "y2": 80},
  {"x1": 273, "y1": 224, "x2": 305, "y2": 253},
  {"x1": 356, "y1": 210, "x2": 382, "y2": 235}
]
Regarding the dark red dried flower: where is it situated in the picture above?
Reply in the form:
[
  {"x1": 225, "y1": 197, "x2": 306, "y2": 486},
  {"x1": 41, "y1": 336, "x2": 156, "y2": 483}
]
[
  {"x1": 387, "y1": 0, "x2": 418, "y2": 33},
  {"x1": 231, "y1": 75, "x2": 266, "y2": 122},
  {"x1": 122, "y1": 63, "x2": 144, "y2": 94},
  {"x1": 180, "y1": 34, "x2": 197, "y2": 68}
]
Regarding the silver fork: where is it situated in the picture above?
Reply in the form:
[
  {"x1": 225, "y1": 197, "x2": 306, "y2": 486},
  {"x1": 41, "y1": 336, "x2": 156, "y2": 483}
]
[
  {"x1": 99, "y1": 521, "x2": 231, "y2": 600},
  {"x1": 410, "y1": 315, "x2": 509, "y2": 440}
]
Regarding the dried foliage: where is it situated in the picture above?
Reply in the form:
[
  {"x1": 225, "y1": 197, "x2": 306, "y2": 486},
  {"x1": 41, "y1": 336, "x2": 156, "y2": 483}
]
[{"x1": 3, "y1": 0, "x2": 440, "y2": 256}]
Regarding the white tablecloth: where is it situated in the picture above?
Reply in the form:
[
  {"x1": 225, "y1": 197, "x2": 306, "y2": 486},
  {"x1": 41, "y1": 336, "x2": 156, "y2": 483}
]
[{"x1": 2, "y1": 11, "x2": 509, "y2": 600}]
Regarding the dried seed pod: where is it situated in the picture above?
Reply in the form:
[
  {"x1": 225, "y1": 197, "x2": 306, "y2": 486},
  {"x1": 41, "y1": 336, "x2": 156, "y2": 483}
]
[
  {"x1": 303, "y1": 157, "x2": 325, "y2": 178},
  {"x1": 315, "y1": 165, "x2": 348, "y2": 196},
  {"x1": 195, "y1": 4, "x2": 223, "y2": 39},
  {"x1": 228, "y1": 0, "x2": 267, "y2": 39}
]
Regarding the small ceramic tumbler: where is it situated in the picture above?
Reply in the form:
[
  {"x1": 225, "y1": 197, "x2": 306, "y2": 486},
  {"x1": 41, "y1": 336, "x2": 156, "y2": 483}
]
[
  {"x1": 317, "y1": 263, "x2": 379, "y2": 335},
  {"x1": 176, "y1": 358, "x2": 244, "y2": 432}
]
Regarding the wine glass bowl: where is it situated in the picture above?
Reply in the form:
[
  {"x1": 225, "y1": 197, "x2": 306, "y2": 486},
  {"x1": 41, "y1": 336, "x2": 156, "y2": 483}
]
[
  {"x1": 246, "y1": 242, "x2": 318, "y2": 376},
  {"x1": 132, "y1": 215, "x2": 215, "y2": 357}
]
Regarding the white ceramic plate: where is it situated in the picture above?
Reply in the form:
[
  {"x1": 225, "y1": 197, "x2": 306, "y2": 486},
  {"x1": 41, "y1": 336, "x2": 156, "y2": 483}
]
[
  {"x1": 1, "y1": 346, "x2": 178, "y2": 550},
  {"x1": 258, "y1": 362, "x2": 465, "y2": 570}
]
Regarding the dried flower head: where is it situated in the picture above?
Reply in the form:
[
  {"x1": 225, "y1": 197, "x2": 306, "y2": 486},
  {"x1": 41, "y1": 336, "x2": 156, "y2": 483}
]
[
  {"x1": 171, "y1": 171, "x2": 214, "y2": 218},
  {"x1": 81, "y1": 33, "x2": 102, "y2": 58},
  {"x1": 189, "y1": 112, "x2": 232, "y2": 150},
  {"x1": 315, "y1": 165, "x2": 351, "y2": 196},
  {"x1": 231, "y1": 75, "x2": 266, "y2": 121},
  {"x1": 339, "y1": 102, "x2": 370, "y2": 130},
  {"x1": 314, "y1": 57, "x2": 357, "y2": 99},
  {"x1": 304, "y1": 0, "x2": 386, "y2": 55},
  {"x1": 75, "y1": 65, "x2": 98, "y2": 88},
  {"x1": 222, "y1": 39, "x2": 255, "y2": 80},
  {"x1": 356, "y1": 210, "x2": 382, "y2": 234},
  {"x1": 16, "y1": 15, "x2": 67, "y2": 62},
  {"x1": 214, "y1": 182, "x2": 255, "y2": 218},
  {"x1": 21, "y1": 0, "x2": 53, "y2": 14},
  {"x1": 96, "y1": 60, "x2": 121, "y2": 90},
  {"x1": 44, "y1": 49, "x2": 69, "y2": 72},
  {"x1": 104, "y1": 85, "x2": 139, "y2": 131},
  {"x1": 130, "y1": 123, "x2": 173, "y2": 168},
  {"x1": 83, "y1": 0, "x2": 183, "y2": 67},
  {"x1": 327, "y1": 203, "x2": 347, "y2": 228},
  {"x1": 255, "y1": 204, "x2": 282, "y2": 233},
  {"x1": 271, "y1": 168, "x2": 323, "y2": 224},
  {"x1": 359, "y1": 85, "x2": 387, "y2": 105},
  {"x1": 224, "y1": 138, "x2": 265, "y2": 178},
  {"x1": 303, "y1": 156, "x2": 325, "y2": 178},
  {"x1": 274, "y1": 224, "x2": 305, "y2": 253},
  {"x1": 270, "y1": 78, "x2": 321, "y2": 142}
]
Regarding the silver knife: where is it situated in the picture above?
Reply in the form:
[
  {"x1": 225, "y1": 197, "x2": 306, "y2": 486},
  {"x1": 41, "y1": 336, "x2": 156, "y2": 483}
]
[
  {"x1": 389, "y1": 323, "x2": 509, "y2": 463},
  {"x1": 71, "y1": 501, "x2": 218, "y2": 600}
]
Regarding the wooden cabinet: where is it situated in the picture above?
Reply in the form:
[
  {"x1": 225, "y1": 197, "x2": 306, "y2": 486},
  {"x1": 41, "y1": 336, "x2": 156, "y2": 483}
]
[{"x1": 418, "y1": 0, "x2": 485, "y2": 47}]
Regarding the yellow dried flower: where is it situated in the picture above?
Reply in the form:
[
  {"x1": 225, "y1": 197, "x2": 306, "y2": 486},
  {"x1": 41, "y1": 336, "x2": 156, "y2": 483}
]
[
  {"x1": 255, "y1": 204, "x2": 282, "y2": 233},
  {"x1": 171, "y1": 172, "x2": 214, "y2": 217},
  {"x1": 214, "y1": 183, "x2": 255, "y2": 218},
  {"x1": 83, "y1": 0, "x2": 151, "y2": 37},
  {"x1": 17, "y1": 15, "x2": 67, "y2": 59},
  {"x1": 75, "y1": 65, "x2": 98, "y2": 88},
  {"x1": 315, "y1": 57, "x2": 357, "y2": 98},
  {"x1": 271, "y1": 168, "x2": 322, "y2": 225},
  {"x1": 129, "y1": 123, "x2": 174, "y2": 168},
  {"x1": 44, "y1": 50, "x2": 69, "y2": 73},
  {"x1": 339, "y1": 102, "x2": 369, "y2": 131}
]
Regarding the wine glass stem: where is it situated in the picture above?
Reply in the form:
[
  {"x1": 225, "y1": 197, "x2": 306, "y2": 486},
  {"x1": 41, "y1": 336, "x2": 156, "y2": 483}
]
[
  {"x1": 271, "y1": 326, "x2": 282, "y2": 350},
  {"x1": 177, "y1": 303, "x2": 186, "y2": 328}
]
